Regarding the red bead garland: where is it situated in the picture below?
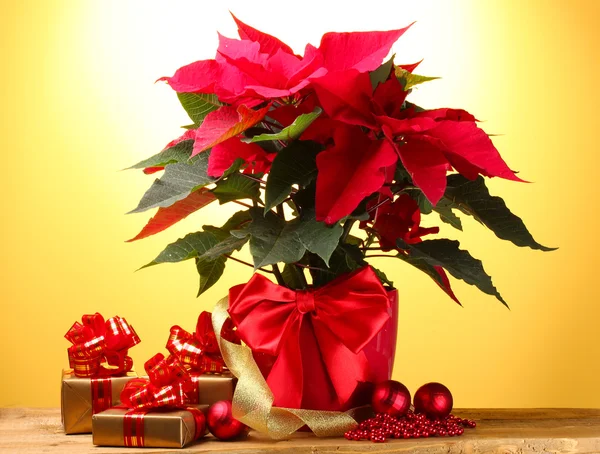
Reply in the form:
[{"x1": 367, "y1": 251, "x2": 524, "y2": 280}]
[{"x1": 344, "y1": 411, "x2": 476, "y2": 443}]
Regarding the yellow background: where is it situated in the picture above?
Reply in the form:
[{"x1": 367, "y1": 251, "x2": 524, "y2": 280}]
[{"x1": 1, "y1": 0, "x2": 598, "y2": 408}]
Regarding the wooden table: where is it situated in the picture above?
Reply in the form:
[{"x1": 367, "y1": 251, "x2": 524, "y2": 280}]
[{"x1": 1, "y1": 408, "x2": 600, "y2": 453}]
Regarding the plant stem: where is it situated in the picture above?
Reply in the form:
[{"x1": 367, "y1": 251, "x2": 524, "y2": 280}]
[
  {"x1": 262, "y1": 120, "x2": 283, "y2": 129},
  {"x1": 272, "y1": 264, "x2": 285, "y2": 285},
  {"x1": 294, "y1": 263, "x2": 335, "y2": 274},
  {"x1": 276, "y1": 204, "x2": 285, "y2": 220},
  {"x1": 290, "y1": 264, "x2": 308, "y2": 289},
  {"x1": 367, "y1": 196, "x2": 392, "y2": 213},
  {"x1": 263, "y1": 120, "x2": 287, "y2": 148},
  {"x1": 232, "y1": 200, "x2": 253, "y2": 209},
  {"x1": 239, "y1": 174, "x2": 265, "y2": 183},
  {"x1": 364, "y1": 254, "x2": 396, "y2": 259},
  {"x1": 366, "y1": 188, "x2": 413, "y2": 214},
  {"x1": 225, "y1": 255, "x2": 273, "y2": 274},
  {"x1": 340, "y1": 219, "x2": 356, "y2": 242}
]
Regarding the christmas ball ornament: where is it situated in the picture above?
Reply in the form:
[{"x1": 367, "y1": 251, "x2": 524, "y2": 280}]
[
  {"x1": 371, "y1": 380, "x2": 411, "y2": 416},
  {"x1": 206, "y1": 400, "x2": 248, "y2": 441},
  {"x1": 413, "y1": 382, "x2": 453, "y2": 419}
]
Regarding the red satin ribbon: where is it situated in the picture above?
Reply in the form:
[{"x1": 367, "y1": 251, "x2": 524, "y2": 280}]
[
  {"x1": 228, "y1": 266, "x2": 391, "y2": 411},
  {"x1": 166, "y1": 311, "x2": 239, "y2": 375},
  {"x1": 120, "y1": 354, "x2": 206, "y2": 447},
  {"x1": 65, "y1": 313, "x2": 140, "y2": 378}
]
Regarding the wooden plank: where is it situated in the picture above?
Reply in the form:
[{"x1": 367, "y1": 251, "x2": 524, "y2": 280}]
[{"x1": 1, "y1": 408, "x2": 600, "y2": 453}]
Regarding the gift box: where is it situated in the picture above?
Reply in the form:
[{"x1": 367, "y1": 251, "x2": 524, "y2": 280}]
[
  {"x1": 92, "y1": 353, "x2": 208, "y2": 448},
  {"x1": 165, "y1": 311, "x2": 238, "y2": 406},
  {"x1": 92, "y1": 406, "x2": 207, "y2": 448},
  {"x1": 61, "y1": 369, "x2": 138, "y2": 434},
  {"x1": 186, "y1": 373, "x2": 236, "y2": 406},
  {"x1": 62, "y1": 312, "x2": 140, "y2": 434}
]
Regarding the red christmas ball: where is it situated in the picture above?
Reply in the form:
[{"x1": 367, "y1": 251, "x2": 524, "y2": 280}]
[
  {"x1": 206, "y1": 400, "x2": 248, "y2": 441},
  {"x1": 413, "y1": 382, "x2": 453, "y2": 419},
  {"x1": 371, "y1": 380, "x2": 411, "y2": 416}
]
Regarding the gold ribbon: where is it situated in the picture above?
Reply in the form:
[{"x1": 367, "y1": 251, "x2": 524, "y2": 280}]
[{"x1": 212, "y1": 297, "x2": 369, "y2": 439}]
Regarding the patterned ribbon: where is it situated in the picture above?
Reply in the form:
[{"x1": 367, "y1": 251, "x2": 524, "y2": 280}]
[
  {"x1": 212, "y1": 297, "x2": 372, "y2": 439},
  {"x1": 166, "y1": 311, "x2": 238, "y2": 375},
  {"x1": 119, "y1": 354, "x2": 205, "y2": 447},
  {"x1": 65, "y1": 313, "x2": 140, "y2": 378},
  {"x1": 122, "y1": 406, "x2": 205, "y2": 448},
  {"x1": 120, "y1": 353, "x2": 192, "y2": 410},
  {"x1": 91, "y1": 377, "x2": 112, "y2": 414}
]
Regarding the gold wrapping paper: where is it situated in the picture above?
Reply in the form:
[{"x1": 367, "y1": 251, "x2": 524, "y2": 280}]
[
  {"x1": 212, "y1": 297, "x2": 367, "y2": 439},
  {"x1": 60, "y1": 369, "x2": 138, "y2": 434},
  {"x1": 189, "y1": 373, "x2": 236, "y2": 405},
  {"x1": 92, "y1": 406, "x2": 208, "y2": 448}
]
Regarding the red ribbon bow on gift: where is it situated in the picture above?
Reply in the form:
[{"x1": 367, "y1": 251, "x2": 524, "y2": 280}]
[
  {"x1": 228, "y1": 266, "x2": 391, "y2": 411},
  {"x1": 166, "y1": 311, "x2": 238, "y2": 374},
  {"x1": 65, "y1": 313, "x2": 140, "y2": 378},
  {"x1": 120, "y1": 353, "x2": 194, "y2": 410},
  {"x1": 119, "y1": 354, "x2": 206, "y2": 447}
]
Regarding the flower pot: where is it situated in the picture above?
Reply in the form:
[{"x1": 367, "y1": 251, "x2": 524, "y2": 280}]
[{"x1": 249, "y1": 285, "x2": 399, "y2": 411}]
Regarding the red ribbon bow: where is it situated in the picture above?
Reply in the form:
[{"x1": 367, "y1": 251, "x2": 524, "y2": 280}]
[
  {"x1": 120, "y1": 353, "x2": 193, "y2": 410},
  {"x1": 166, "y1": 311, "x2": 238, "y2": 375},
  {"x1": 65, "y1": 313, "x2": 140, "y2": 378},
  {"x1": 119, "y1": 354, "x2": 206, "y2": 447},
  {"x1": 228, "y1": 266, "x2": 391, "y2": 411}
]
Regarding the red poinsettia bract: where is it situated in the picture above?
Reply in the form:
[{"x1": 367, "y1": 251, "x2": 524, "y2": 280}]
[{"x1": 129, "y1": 13, "x2": 553, "y2": 307}]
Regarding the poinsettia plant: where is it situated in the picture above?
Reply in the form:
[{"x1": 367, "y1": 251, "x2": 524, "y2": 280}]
[{"x1": 128, "y1": 14, "x2": 554, "y2": 306}]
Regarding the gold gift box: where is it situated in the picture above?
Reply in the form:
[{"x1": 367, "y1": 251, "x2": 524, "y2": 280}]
[
  {"x1": 61, "y1": 369, "x2": 138, "y2": 434},
  {"x1": 92, "y1": 406, "x2": 208, "y2": 448},
  {"x1": 187, "y1": 373, "x2": 236, "y2": 405}
]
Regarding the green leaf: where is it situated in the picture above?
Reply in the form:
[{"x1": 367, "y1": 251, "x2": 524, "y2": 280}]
[
  {"x1": 196, "y1": 235, "x2": 249, "y2": 262},
  {"x1": 211, "y1": 172, "x2": 260, "y2": 204},
  {"x1": 249, "y1": 108, "x2": 322, "y2": 143},
  {"x1": 128, "y1": 140, "x2": 194, "y2": 170},
  {"x1": 264, "y1": 141, "x2": 320, "y2": 212},
  {"x1": 310, "y1": 243, "x2": 365, "y2": 287},
  {"x1": 281, "y1": 264, "x2": 307, "y2": 290},
  {"x1": 444, "y1": 175, "x2": 555, "y2": 251},
  {"x1": 231, "y1": 208, "x2": 306, "y2": 269},
  {"x1": 143, "y1": 231, "x2": 219, "y2": 267},
  {"x1": 407, "y1": 188, "x2": 461, "y2": 230},
  {"x1": 433, "y1": 198, "x2": 463, "y2": 231},
  {"x1": 293, "y1": 209, "x2": 342, "y2": 266},
  {"x1": 371, "y1": 266, "x2": 394, "y2": 287},
  {"x1": 177, "y1": 92, "x2": 222, "y2": 125},
  {"x1": 407, "y1": 188, "x2": 433, "y2": 214},
  {"x1": 398, "y1": 238, "x2": 507, "y2": 306},
  {"x1": 203, "y1": 210, "x2": 252, "y2": 241},
  {"x1": 196, "y1": 256, "x2": 225, "y2": 296},
  {"x1": 129, "y1": 152, "x2": 215, "y2": 213},
  {"x1": 395, "y1": 67, "x2": 440, "y2": 91},
  {"x1": 397, "y1": 252, "x2": 444, "y2": 286},
  {"x1": 221, "y1": 158, "x2": 245, "y2": 178},
  {"x1": 396, "y1": 252, "x2": 460, "y2": 304},
  {"x1": 141, "y1": 230, "x2": 229, "y2": 295},
  {"x1": 370, "y1": 55, "x2": 395, "y2": 90}
]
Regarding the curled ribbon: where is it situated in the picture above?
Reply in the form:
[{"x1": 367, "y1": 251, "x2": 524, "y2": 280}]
[
  {"x1": 166, "y1": 311, "x2": 239, "y2": 375},
  {"x1": 65, "y1": 313, "x2": 140, "y2": 378},
  {"x1": 212, "y1": 297, "x2": 374, "y2": 439},
  {"x1": 120, "y1": 353, "x2": 193, "y2": 410},
  {"x1": 119, "y1": 354, "x2": 206, "y2": 448}
]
